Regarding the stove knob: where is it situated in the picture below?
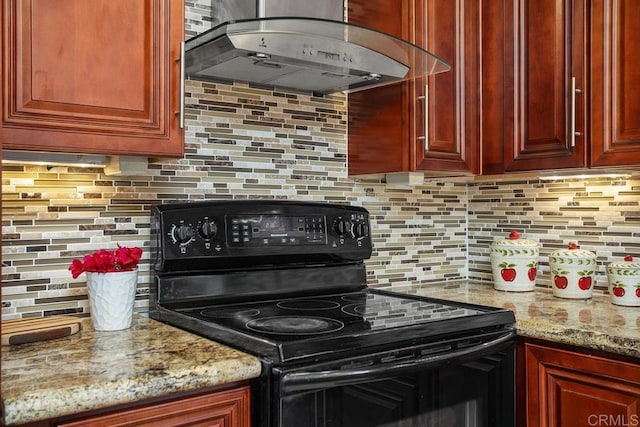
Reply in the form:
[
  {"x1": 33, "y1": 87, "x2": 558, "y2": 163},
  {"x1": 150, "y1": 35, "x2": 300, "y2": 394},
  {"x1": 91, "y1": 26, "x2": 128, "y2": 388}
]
[
  {"x1": 173, "y1": 224, "x2": 194, "y2": 244},
  {"x1": 198, "y1": 219, "x2": 218, "y2": 240},
  {"x1": 333, "y1": 219, "x2": 348, "y2": 236},
  {"x1": 352, "y1": 222, "x2": 367, "y2": 238}
]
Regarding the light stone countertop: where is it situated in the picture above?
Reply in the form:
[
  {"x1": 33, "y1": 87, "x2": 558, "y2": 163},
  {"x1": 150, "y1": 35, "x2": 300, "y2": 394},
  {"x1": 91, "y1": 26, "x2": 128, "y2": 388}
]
[
  {"x1": 4, "y1": 284, "x2": 639, "y2": 425},
  {"x1": 393, "y1": 281, "x2": 640, "y2": 359},
  {"x1": 0, "y1": 315, "x2": 262, "y2": 426}
]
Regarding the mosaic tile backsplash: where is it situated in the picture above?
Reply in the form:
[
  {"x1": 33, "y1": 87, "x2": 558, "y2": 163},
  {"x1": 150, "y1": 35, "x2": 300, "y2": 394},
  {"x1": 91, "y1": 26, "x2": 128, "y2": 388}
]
[
  {"x1": 4, "y1": 162, "x2": 639, "y2": 320},
  {"x1": 2, "y1": 1, "x2": 639, "y2": 319},
  {"x1": 1, "y1": 0, "x2": 469, "y2": 319},
  {"x1": 467, "y1": 176, "x2": 640, "y2": 290}
]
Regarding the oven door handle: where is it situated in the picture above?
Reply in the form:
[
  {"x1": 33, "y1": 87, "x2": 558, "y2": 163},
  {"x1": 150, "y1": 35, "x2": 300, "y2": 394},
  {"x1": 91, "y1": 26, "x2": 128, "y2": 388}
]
[{"x1": 279, "y1": 330, "x2": 516, "y2": 395}]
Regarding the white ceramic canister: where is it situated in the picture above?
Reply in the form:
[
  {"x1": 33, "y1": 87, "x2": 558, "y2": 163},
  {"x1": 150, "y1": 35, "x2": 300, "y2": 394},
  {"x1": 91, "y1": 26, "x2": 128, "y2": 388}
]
[
  {"x1": 549, "y1": 242, "x2": 596, "y2": 299},
  {"x1": 607, "y1": 255, "x2": 640, "y2": 306},
  {"x1": 490, "y1": 231, "x2": 539, "y2": 292}
]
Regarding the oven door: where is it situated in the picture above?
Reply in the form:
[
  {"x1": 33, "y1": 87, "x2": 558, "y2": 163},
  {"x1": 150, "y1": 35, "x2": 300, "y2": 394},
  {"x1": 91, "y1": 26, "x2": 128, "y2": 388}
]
[{"x1": 272, "y1": 328, "x2": 515, "y2": 427}]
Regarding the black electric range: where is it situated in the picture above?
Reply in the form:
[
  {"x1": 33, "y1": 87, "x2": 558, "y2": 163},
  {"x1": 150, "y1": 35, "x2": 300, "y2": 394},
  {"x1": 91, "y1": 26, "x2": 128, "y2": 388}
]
[{"x1": 150, "y1": 200, "x2": 516, "y2": 427}]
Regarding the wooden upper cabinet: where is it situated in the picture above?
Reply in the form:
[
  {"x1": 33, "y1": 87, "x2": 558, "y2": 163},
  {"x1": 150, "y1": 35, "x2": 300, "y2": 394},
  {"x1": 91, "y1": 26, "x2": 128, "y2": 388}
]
[
  {"x1": 483, "y1": 0, "x2": 587, "y2": 174},
  {"x1": 482, "y1": 0, "x2": 640, "y2": 174},
  {"x1": 1, "y1": 0, "x2": 184, "y2": 157},
  {"x1": 590, "y1": 0, "x2": 640, "y2": 167},
  {"x1": 347, "y1": 0, "x2": 412, "y2": 175},
  {"x1": 414, "y1": 0, "x2": 479, "y2": 174},
  {"x1": 347, "y1": 0, "x2": 479, "y2": 176}
]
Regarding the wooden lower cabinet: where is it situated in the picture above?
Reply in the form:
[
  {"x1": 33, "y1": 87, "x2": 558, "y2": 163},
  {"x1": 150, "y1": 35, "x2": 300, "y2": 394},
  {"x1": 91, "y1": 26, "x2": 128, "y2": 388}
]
[
  {"x1": 54, "y1": 385, "x2": 250, "y2": 427},
  {"x1": 518, "y1": 339, "x2": 640, "y2": 427}
]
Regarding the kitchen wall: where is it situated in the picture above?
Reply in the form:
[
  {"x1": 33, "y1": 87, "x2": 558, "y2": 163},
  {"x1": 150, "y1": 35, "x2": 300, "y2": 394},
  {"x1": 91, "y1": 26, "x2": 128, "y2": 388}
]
[
  {"x1": 2, "y1": 1, "x2": 639, "y2": 320},
  {"x1": 0, "y1": 79, "x2": 468, "y2": 320},
  {"x1": 0, "y1": 1, "x2": 468, "y2": 320},
  {"x1": 467, "y1": 175, "x2": 640, "y2": 292}
]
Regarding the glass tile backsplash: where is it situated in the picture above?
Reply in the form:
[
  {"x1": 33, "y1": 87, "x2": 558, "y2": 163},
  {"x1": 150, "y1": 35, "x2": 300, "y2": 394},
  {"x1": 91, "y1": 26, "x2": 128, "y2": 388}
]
[
  {"x1": 1, "y1": 72, "x2": 469, "y2": 319},
  {"x1": 2, "y1": 1, "x2": 638, "y2": 319}
]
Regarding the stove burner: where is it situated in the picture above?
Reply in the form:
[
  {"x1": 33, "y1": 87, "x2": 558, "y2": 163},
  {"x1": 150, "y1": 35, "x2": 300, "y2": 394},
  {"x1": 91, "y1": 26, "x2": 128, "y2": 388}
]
[
  {"x1": 277, "y1": 299, "x2": 341, "y2": 311},
  {"x1": 200, "y1": 308, "x2": 260, "y2": 319},
  {"x1": 246, "y1": 316, "x2": 344, "y2": 335},
  {"x1": 341, "y1": 303, "x2": 366, "y2": 317},
  {"x1": 341, "y1": 294, "x2": 367, "y2": 303}
]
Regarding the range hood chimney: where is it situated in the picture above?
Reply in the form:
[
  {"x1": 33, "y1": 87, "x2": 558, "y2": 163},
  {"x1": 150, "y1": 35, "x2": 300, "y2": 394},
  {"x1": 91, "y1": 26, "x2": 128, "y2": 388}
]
[{"x1": 184, "y1": 0, "x2": 451, "y2": 94}]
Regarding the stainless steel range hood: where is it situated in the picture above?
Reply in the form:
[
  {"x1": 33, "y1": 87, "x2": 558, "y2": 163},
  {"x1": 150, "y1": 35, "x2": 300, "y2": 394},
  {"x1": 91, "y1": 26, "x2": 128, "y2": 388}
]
[{"x1": 185, "y1": 0, "x2": 451, "y2": 94}]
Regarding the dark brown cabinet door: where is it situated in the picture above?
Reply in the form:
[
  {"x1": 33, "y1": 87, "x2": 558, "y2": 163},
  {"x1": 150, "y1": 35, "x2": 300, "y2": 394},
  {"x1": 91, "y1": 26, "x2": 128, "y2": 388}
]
[
  {"x1": 347, "y1": 0, "x2": 479, "y2": 176},
  {"x1": 590, "y1": 0, "x2": 640, "y2": 167},
  {"x1": 347, "y1": 0, "x2": 412, "y2": 175},
  {"x1": 57, "y1": 386, "x2": 251, "y2": 427},
  {"x1": 1, "y1": 0, "x2": 184, "y2": 157},
  {"x1": 483, "y1": 0, "x2": 587, "y2": 174},
  {"x1": 521, "y1": 341, "x2": 640, "y2": 427},
  {"x1": 414, "y1": 0, "x2": 479, "y2": 174}
]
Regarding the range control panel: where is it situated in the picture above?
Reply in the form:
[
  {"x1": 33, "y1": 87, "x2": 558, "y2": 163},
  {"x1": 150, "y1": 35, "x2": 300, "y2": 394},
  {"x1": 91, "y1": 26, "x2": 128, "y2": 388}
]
[
  {"x1": 228, "y1": 215, "x2": 327, "y2": 247},
  {"x1": 152, "y1": 200, "x2": 372, "y2": 271}
]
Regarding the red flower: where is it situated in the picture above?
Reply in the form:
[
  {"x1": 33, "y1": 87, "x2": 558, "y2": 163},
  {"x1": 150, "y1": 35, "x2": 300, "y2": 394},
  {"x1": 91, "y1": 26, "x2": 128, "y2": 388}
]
[
  {"x1": 69, "y1": 245, "x2": 142, "y2": 278},
  {"x1": 69, "y1": 259, "x2": 84, "y2": 279},
  {"x1": 116, "y1": 246, "x2": 142, "y2": 270}
]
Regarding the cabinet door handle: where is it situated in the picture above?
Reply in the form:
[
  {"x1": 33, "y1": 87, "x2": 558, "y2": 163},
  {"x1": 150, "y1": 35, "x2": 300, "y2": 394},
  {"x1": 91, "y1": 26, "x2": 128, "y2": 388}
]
[
  {"x1": 417, "y1": 84, "x2": 429, "y2": 151},
  {"x1": 178, "y1": 41, "x2": 185, "y2": 129},
  {"x1": 570, "y1": 76, "x2": 582, "y2": 148}
]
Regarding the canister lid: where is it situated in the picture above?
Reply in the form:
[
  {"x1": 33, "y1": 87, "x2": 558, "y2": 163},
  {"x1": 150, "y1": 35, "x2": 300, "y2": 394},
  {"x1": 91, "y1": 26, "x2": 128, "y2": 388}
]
[
  {"x1": 549, "y1": 242, "x2": 596, "y2": 259},
  {"x1": 491, "y1": 230, "x2": 538, "y2": 247},
  {"x1": 607, "y1": 255, "x2": 640, "y2": 270}
]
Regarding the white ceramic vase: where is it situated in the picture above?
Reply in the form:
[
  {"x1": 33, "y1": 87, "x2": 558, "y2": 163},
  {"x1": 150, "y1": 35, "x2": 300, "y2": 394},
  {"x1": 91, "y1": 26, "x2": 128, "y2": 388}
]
[{"x1": 86, "y1": 269, "x2": 138, "y2": 331}]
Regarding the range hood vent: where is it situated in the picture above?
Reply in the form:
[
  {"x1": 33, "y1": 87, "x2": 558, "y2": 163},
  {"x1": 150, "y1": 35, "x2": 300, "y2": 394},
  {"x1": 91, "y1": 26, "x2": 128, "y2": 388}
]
[{"x1": 185, "y1": 1, "x2": 451, "y2": 94}]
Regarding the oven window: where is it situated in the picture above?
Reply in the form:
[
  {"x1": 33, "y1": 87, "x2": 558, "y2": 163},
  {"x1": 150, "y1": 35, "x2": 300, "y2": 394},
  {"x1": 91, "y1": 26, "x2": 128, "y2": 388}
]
[{"x1": 277, "y1": 352, "x2": 514, "y2": 427}]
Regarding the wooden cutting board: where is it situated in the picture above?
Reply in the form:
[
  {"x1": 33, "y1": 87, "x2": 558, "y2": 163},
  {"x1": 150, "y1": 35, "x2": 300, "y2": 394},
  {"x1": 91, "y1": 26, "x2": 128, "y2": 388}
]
[{"x1": 1, "y1": 316, "x2": 82, "y2": 346}]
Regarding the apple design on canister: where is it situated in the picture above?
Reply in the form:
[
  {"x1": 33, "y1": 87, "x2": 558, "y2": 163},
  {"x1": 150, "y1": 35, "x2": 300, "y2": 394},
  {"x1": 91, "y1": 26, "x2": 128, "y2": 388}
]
[
  {"x1": 527, "y1": 261, "x2": 538, "y2": 282},
  {"x1": 614, "y1": 255, "x2": 635, "y2": 298},
  {"x1": 498, "y1": 231, "x2": 520, "y2": 282},
  {"x1": 611, "y1": 282, "x2": 625, "y2": 297},
  {"x1": 499, "y1": 262, "x2": 517, "y2": 282},
  {"x1": 577, "y1": 270, "x2": 594, "y2": 290},
  {"x1": 553, "y1": 269, "x2": 569, "y2": 289}
]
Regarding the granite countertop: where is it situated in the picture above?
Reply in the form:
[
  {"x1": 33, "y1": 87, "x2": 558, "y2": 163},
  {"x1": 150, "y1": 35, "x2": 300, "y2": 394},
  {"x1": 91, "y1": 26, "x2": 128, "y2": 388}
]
[
  {"x1": 396, "y1": 282, "x2": 640, "y2": 359},
  {"x1": 0, "y1": 315, "x2": 262, "y2": 426},
  {"x1": 3, "y1": 285, "x2": 639, "y2": 425}
]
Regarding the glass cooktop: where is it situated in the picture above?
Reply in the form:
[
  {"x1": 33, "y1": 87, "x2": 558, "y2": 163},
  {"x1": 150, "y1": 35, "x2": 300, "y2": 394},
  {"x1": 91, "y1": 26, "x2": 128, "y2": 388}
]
[
  {"x1": 174, "y1": 289, "x2": 508, "y2": 363},
  {"x1": 182, "y1": 291, "x2": 484, "y2": 338}
]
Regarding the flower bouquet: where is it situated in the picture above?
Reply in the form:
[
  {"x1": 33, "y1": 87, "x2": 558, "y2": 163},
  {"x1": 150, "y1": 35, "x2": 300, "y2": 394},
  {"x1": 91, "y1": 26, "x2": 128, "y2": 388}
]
[
  {"x1": 69, "y1": 245, "x2": 143, "y2": 331},
  {"x1": 69, "y1": 246, "x2": 142, "y2": 279}
]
